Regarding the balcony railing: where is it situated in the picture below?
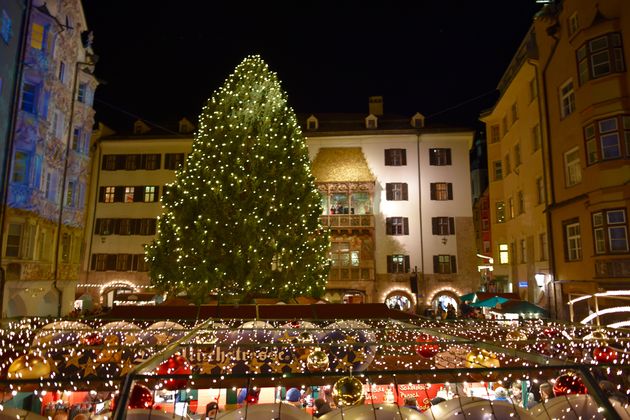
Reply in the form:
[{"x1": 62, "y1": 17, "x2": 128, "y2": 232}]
[{"x1": 320, "y1": 214, "x2": 374, "y2": 229}]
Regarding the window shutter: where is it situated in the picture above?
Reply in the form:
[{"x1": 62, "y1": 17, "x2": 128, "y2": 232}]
[
  {"x1": 430, "y1": 184, "x2": 437, "y2": 200},
  {"x1": 134, "y1": 186, "x2": 144, "y2": 202},
  {"x1": 404, "y1": 255, "x2": 410, "y2": 273},
  {"x1": 131, "y1": 255, "x2": 139, "y2": 271},
  {"x1": 447, "y1": 183, "x2": 453, "y2": 200},
  {"x1": 91, "y1": 254, "x2": 96, "y2": 270},
  {"x1": 154, "y1": 186, "x2": 160, "y2": 200},
  {"x1": 432, "y1": 218, "x2": 438, "y2": 234},
  {"x1": 101, "y1": 156, "x2": 108, "y2": 170},
  {"x1": 429, "y1": 151, "x2": 436, "y2": 166},
  {"x1": 384, "y1": 150, "x2": 391, "y2": 165},
  {"x1": 386, "y1": 184, "x2": 393, "y2": 200},
  {"x1": 433, "y1": 256, "x2": 439, "y2": 273},
  {"x1": 114, "y1": 186, "x2": 124, "y2": 202},
  {"x1": 446, "y1": 149, "x2": 452, "y2": 165},
  {"x1": 402, "y1": 183, "x2": 408, "y2": 200},
  {"x1": 386, "y1": 218, "x2": 392, "y2": 235},
  {"x1": 113, "y1": 219, "x2": 121, "y2": 234},
  {"x1": 98, "y1": 187, "x2": 106, "y2": 202},
  {"x1": 451, "y1": 256, "x2": 457, "y2": 273},
  {"x1": 449, "y1": 217, "x2": 455, "y2": 234},
  {"x1": 401, "y1": 149, "x2": 407, "y2": 165},
  {"x1": 403, "y1": 218, "x2": 409, "y2": 235},
  {"x1": 386, "y1": 255, "x2": 393, "y2": 273},
  {"x1": 94, "y1": 219, "x2": 101, "y2": 234},
  {"x1": 155, "y1": 154, "x2": 162, "y2": 169},
  {"x1": 115, "y1": 155, "x2": 125, "y2": 170},
  {"x1": 150, "y1": 218, "x2": 157, "y2": 234},
  {"x1": 106, "y1": 254, "x2": 116, "y2": 270}
]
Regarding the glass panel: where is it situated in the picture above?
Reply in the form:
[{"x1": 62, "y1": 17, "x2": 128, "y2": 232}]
[
  {"x1": 592, "y1": 212, "x2": 603, "y2": 227},
  {"x1": 577, "y1": 45, "x2": 587, "y2": 61},
  {"x1": 586, "y1": 139, "x2": 598, "y2": 164},
  {"x1": 601, "y1": 133, "x2": 620, "y2": 159},
  {"x1": 319, "y1": 192, "x2": 328, "y2": 215},
  {"x1": 594, "y1": 228, "x2": 605, "y2": 254},
  {"x1": 351, "y1": 192, "x2": 371, "y2": 215},
  {"x1": 607, "y1": 210, "x2": 625, "y2": 224},
  {"x1": 609, "y1": 226, "x2": 629, "y2": 252},
  {"x1": 599, "y1": 118, "x2": 618, "y2": 133},
  {"x1": 584, "y1": 124, "x2": 595, "y2": 139},
  {"x1": 591, "y1": 51, "x2": 611, "y2": 76},
  {"x1": 330, "y1": 193, "x2": 349, "y2": 214},
  {"x1": 589, "y1": 36, "x2": 608, "y2": 52}
]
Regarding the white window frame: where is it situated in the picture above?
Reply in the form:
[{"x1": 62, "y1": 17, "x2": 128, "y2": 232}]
[
  {"x1": 560, "y1": 79, "x2": 575, "y2": 118},
  {"x1": 566, "y1": 221, "x2": 582, "y2": 261},
  {"x1": 564, "y1": 147, "x2": 582, "y2": 187}
]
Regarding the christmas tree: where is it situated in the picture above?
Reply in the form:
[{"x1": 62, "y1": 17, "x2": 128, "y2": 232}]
[{"x1": 146, "y1": 55, "x2": 330, "y2": 304}]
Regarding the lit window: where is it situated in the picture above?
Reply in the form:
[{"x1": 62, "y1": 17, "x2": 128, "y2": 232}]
[
  {"x1": 124, "y1": 187, "x2": 135, "y2": 202},
  {"x1": 144, "y1": 186, "x2": 157, "y2": 202},
  {"x1": 564, "y1": 147, "x2": 582, "y2": 186},
  {"x1": 434, "y1": 255, "x2": 456, "y2": 274},
  {"x1": 387, "y1": 254, "x2": 409, "y2": 273},
  {"x1": 430, "y1": 182, "x2": 452, "y2": 200},
  {"x1": 30, "y1": 23, "x2": 44, "y2": 49},
  {"x1": 499, "y1": 244, "x2": 509, "y2": 264},
  {"x1": 104, "y1": 186, "x2": 115, "y2": 203}
]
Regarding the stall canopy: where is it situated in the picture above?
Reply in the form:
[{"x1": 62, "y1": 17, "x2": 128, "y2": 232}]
[
  {"x1": 494, "y1": 300, "x2": 547, "y2": 316},
  {"x1": 469, "y1": 296, "x2": 509, "y2": 308}
]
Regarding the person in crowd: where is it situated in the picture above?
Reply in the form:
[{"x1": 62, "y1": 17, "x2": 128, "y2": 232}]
[
  {"x1": 285, "y1": 388, "x2": 302, "y2": 407},
  {"x1": 539, "y1": 382, "x2": 553, "y2": 401},
  {"x1": 402, "y1": 396, "x2": 420, "y2": 412},
  {"x1": 313, "y1": 398, "x2": 332, "y2": 417},
  {"x1": 205, "y1": 402, "x2": 219, "y2": 419},
  {"x1": 494, "y1": 387, "x2": 510, "y2": 402},
  {"x1": 446, "y1": 304, "x2": 456, "y2": 319},
  {"x1": 460, "y1": 301, "x2": 472, "y2": 317}
]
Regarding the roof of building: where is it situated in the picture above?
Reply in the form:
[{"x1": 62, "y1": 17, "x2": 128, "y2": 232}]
[{"x1": 311, "y1": 147, "x2": 376, "y2": 183}]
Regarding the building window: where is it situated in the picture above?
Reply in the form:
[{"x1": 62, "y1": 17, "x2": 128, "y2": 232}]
[
  {"x1": 433, "y1": 255, "x2": 457, "y2": 274},
  {"x1": 496, "y1": 201, "x2": 506, "y2": 223},
  {"x1": 520, "y1": 239, "x2": 527, "y2": 263},
  {"x1": 58, "y1": 61, "x2": 65, "y2": 83},
  {"x1": 568, "y1": 12, "x2": 579, "y2": 37},
  {"x1": 508, "y1": 197, "x2": 515, "y2": 219},
  {"x1": 536, "y1": 177, "x2": 545, "y2": 205},
  {"x1": 592, "y1": 209, "x2": 629, "y2": 254},
  {"x1": 432, "y1": 217, "x2": 455, "y2": 235},
  {"x1": 61, "y1": 233, "x2": 71, "y2": 263},
  {"x1": 102, "y1": 155, "x2": 117, "y2": 170},
  {"x1": 138, "y1": 218, "x2": 157, "y2": 235},
  {"x1": 564, "y1": 220, "x2": 582, "y2": 261},
  {"x1": 66, "y1": 181, "x2": 75, "y2": 207},
  {"x1": 430, "y1": 182, "x2": 453, "y2": 200},
  {"x1": 387, "y1": 254, "x2": 410, "y2": 273},
  {"x1": 584, "y1": 115, "x2": 629, "y2": 164},
  {"x1": 135, "y1": 254, "x2": 150, "y2": 272},
  {"x1": 492, "y1": 161, "x2": 503, "y2": 181},
  {"x1": 21, "y1": 81, "x2": 37, "y2": 113},
  {"x1": 143, "y1": 154, "x2": 161, "y2": 170},
  {"x1": 124, "y1": 186, "x2": 135, "y2": 203},
  {"x1": 560, "y1": 79, "x2": 575, "y2": 118},
  {"x1": 118, "y1": 219, "x2": 133, "y2": 235},
  {"x1": 1, "y1": 10, "x2": 12, "y2": 44},
  {"x1": 77, "y1": 83, "x2": 87, "y2": 103},
  {"x1": 44, "y1": 173, "x2": 52, "y2": 200},
  {"x1": 514, "y1": 143, "x2": 522, "y2": 167},
  {"x1": 499, "y1": 243, "x2": 509, "y2": 264},
  {"x1": 577, "y1": 32, "x2": 625, "y2": 85},
  {"x1": 125, "y1": 155, "x2": 139, "y2": 170},
  {"x1": 532, "y1": 124, "x2": 541, "y2": 152},
  {"x1": 11, "y1": 151, "x2": 29, "y2": 184},
  {"x1": 30, "y1": 23, "x2": 44, "y2": 49},
  {"x1": 504, "y1": 154, "x2": 511, "y2": 175},
  {"x1": 165, "y1": 153, "x2": 185, "y2": 170},
  {"x1": 330, "y1": 242, "x2": 359, "y2": 267},
  {"x1": 529, "y1": 78, "x2": 538, "y2": 103},
  {"x1": 501, "y1": 116, "x2": 508, "y2": 137},
  {"x1": 511, "y1": 102, "x2": 519, "y2": 125},
  {"x1": 95, "y1": 219, "x2": 114, "y2": 235},
  {"x1": 429, "y1": 148, "x2": 452, "y2": 165},
  {"x1": 481, "y1": 219, "x2": 489, "y2": 231},
  {"x1": 483, "y1": 240, "x2": 491, "y2": 253},
  {"x1": 116, "y1": 254, "x2": 132, "y2": 271},
  {"x1": 386, "y1": 183, "x2": 408, "y2": 201},
  {"x1": 5, "y1": 223, "x2": 22, "y2": 257},
  {"x1": 386, "y1": 217, "x2": 409, "y2": 235},
  {"x1": 144, "y1": 186, "x2": 158, "y2": 202},
  {"x1": 103, "y1": 186, "x2": 115, "y2": 203},
  {"x1": 539, "y1": 233, "x2": 548, "y2": 261},
  {"x1": 564, "y1": 147, "x2": 582, "y2": 186},
  {"x1": 517, "y1": 191, "x2": 525, "y2": 215},
  {"x1": 384, "y1": 149, "x2": 406, "y2": 166},
  {"x1": 490, "y1": 125, "x2": 500, "y2": 143}
]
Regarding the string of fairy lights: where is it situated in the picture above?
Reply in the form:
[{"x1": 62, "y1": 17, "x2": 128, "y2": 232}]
[{"x1": 145, "y1": 55, "x2": 329, "y2": 303}]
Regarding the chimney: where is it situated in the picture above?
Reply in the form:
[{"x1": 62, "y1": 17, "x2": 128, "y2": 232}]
[{"x1": 368, "y1": 96, "x2": 383, "y2": 116}]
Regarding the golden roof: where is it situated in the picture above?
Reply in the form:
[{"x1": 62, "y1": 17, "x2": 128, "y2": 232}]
[{"x1": 311, "y1": 147, "x2": 376, "y2": 182}]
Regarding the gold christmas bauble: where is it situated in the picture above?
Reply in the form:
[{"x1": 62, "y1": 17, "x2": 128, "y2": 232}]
[
  {"x1": 583, "y1": 330, "x2": 608, "y2": 342},
  {"x1": 7, "y1": 354, "x2": 52, "y2": 380},
  {"x1": 506, "y1": 329, "x2": 528, "y2": 341},
  {"x1": 465, "y1": 349, "x2": 500, "y2": 381},
  {"x1": 307, "y1": 349, "x2": 329, "y2": 372},
  {"x1": 332, "y1": 376, "x2": 365, "y2": 407}
]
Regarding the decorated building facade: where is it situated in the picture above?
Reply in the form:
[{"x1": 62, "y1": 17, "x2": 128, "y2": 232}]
[
  {"x1": 0, "y1": 0, "x2": 98, "y2": 317},
  {"x1": 80, "y1": 98, "x2": 477, "y2": 311}
]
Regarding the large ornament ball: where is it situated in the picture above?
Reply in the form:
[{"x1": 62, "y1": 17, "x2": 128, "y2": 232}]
[
  {"x1": 465, "y1": 349, "x2": 501, "y2": 381},
  {"x1": 506, "y1": 329, "x2": 528, "y2": 341},
  {"x1": 307, "y1": 349, "x2": 329, "y2": 372},
  {"x1": 113, "y1": 384, "x2": 154, "y2": 411},
  {"x1": 157, "y1": 354, "x2": 192, "y2": 390},
  {"x1": 553, "y1": 373, "x2": 588, "y2": 396},
  {"x1": 415, "y1": 334, "x2": 439, "y2": 359},
  {"x1": 332, "y1": 376, "x2": 365, "y2": 407},
  {"x1": 592, "y1": 346, "x2": 618, "y2": 363},
  {"x1": 7, "y1": 354, "x2": 52, "y2": 380}
]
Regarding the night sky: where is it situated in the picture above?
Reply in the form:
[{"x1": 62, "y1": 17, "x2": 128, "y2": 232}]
[{"x1": 82, "y1": 1, "x2": 543, "y2": 131}]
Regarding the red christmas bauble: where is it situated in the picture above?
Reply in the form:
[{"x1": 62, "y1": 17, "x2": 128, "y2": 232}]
[
  {"x1": 157, "y1": 354, "x2": 192, "y2": 390},
  {"x1": 593, "y1": 346, "x2": 618, "y2": 363},
  {"x1": 112, "y1": 384, "x2": 154, "y2": 411},
  {"x1": 246, "y1": 388, "x2": 260, "y2": 404},
  {"x1": 415, "y1": 334, "x2": 439, "y2": 359},
  {"x1": 553, "y1": 373, "x2": 588, "y2": 397},
  {"x1": 543, "y1": 327, "x2": 562, "y2": 339}
]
